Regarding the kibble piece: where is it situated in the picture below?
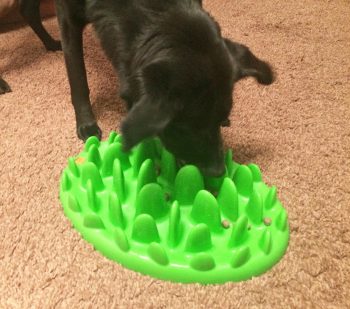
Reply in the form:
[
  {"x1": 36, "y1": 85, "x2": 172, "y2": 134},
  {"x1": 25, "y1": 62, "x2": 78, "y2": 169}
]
[
  {"x1": 75, "y1": 157, "x2": 85, "y2": 164},
  {"x1": 221, "y1": 220, "x2": 230, "y2": 229},
  {"x1": 263, "y1": 217, "x2": 272, "y2": 226}
]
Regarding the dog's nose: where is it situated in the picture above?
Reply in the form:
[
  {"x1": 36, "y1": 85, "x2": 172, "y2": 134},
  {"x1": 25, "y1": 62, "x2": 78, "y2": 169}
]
[{"x1": 201, "y1": 161, "x2": 225, "y2": 177}]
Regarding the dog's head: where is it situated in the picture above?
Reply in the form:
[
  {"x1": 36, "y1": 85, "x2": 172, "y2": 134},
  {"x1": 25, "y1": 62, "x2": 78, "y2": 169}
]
[{"x1": 121, "y1": 7, "x2": 274, "y2": 176}]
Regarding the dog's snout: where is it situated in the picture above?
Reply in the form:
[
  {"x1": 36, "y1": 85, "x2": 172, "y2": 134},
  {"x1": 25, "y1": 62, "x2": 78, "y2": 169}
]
[{"x1": 200, "y1": 160, "x2": 225, "y2": 177}]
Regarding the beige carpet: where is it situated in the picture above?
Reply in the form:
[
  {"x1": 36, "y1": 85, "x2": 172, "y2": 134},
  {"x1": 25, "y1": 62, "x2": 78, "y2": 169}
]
[{"x1": 1, "y1": 0, "x2": 350, "y2": 307}]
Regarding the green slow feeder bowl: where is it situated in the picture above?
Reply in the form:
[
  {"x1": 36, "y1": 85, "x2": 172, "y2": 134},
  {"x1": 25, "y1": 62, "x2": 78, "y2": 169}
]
[{"x1": 59, "y1": 132, "x2": 289, "y2": 284}]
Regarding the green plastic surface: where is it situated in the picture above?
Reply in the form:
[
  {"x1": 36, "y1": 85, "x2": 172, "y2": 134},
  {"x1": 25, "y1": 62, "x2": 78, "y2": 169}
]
[{"x1": 59, "y1": 132, "x2": 289, "y2": 284}]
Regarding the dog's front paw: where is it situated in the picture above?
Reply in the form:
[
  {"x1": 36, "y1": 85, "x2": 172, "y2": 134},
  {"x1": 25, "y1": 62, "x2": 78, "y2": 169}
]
[
  {"x1": 0, "y1": 78, "x2": 11, "y2": 95},
  {"x1": 45, "y1": 40, "x2": 62, "y2": 52},
  {"x1": 77, "y1": 122, "x2": 102, "y2": 141}
]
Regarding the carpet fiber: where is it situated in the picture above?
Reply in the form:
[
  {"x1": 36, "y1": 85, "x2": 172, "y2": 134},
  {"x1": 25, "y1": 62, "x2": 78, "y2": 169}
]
[{"x1": 1, "y1": 0, "x2": 350, "y2": 308}]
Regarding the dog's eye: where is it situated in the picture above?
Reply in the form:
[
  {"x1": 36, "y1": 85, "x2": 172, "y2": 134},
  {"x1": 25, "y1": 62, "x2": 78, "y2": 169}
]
[{"x1": 221, "y1": 119, "x2": 231, "y2": 127}]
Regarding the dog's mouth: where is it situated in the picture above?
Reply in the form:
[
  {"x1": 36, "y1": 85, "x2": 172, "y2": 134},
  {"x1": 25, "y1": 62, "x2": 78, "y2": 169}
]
[
  {"x1": 176, "y1": 159, "x2": 187, "y2": 168},
  {"x1": 200, "y1": 163, "x2": 225, "y2": 177},
  {"x1": 161, "y1": 131, "x2": 226, "y2": 177},
  {"x1": 176, "y1": 158, "x2": 225, "y2": 178}
]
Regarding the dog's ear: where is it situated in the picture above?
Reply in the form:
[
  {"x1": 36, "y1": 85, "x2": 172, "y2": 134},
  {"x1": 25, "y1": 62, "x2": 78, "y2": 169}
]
[
  {"x1": 121, "y1": 99, "x2": 175, "y2": 150},
  {"x1": 121, "y1": 61, "x2": 180, "y2": 150},
  {"x1": 142, "y1": 60, "x2": 174, "y2": 94},
  {"x1": 224, "y1": 39, "x2": 275, "y2": 85}
]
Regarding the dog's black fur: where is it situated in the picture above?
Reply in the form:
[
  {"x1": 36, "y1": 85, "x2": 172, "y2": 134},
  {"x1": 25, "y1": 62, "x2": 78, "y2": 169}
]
[
  {"x1": 0, "y1": 0, "x2": 61, "y2": 94},
  {"x1": 56, "y1": 0, "x2": 275, "y2": 175},
  {"x1": 4, "y1": 0, "x2": 275, "y2": 176}
]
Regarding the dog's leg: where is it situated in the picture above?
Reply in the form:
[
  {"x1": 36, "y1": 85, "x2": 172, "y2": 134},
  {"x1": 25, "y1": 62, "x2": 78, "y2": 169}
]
[
  {"x1": 0, "y1": 77, "x2": 12, "y2": 95},
  {"x1": 18, "y1": 0, "x2": 61, "y2": 51},
  {"x1": 55, "y1": 0, "x2": 101, "y2": 140}
]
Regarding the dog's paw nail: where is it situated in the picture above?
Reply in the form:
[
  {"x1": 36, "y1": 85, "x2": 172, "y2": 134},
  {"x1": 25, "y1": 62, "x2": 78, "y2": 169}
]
[
  {"x1": 78, "y1": 122, "x2": 102, "y2": 141},
  {"x1": 258, "y1": 73, "x2": 274, "y2": 85}
]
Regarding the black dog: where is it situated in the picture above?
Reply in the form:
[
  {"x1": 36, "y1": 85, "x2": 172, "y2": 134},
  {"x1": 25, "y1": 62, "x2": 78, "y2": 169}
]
[
  {"x1": 7, "y1": 0, "x2": 275, "y2": 176},
  {"x1": 56, "y1": 0, "x2": 275, "y2": 176},
  {"x1": 0, "y1": 0, "x2": 61, "y2": 94}
]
